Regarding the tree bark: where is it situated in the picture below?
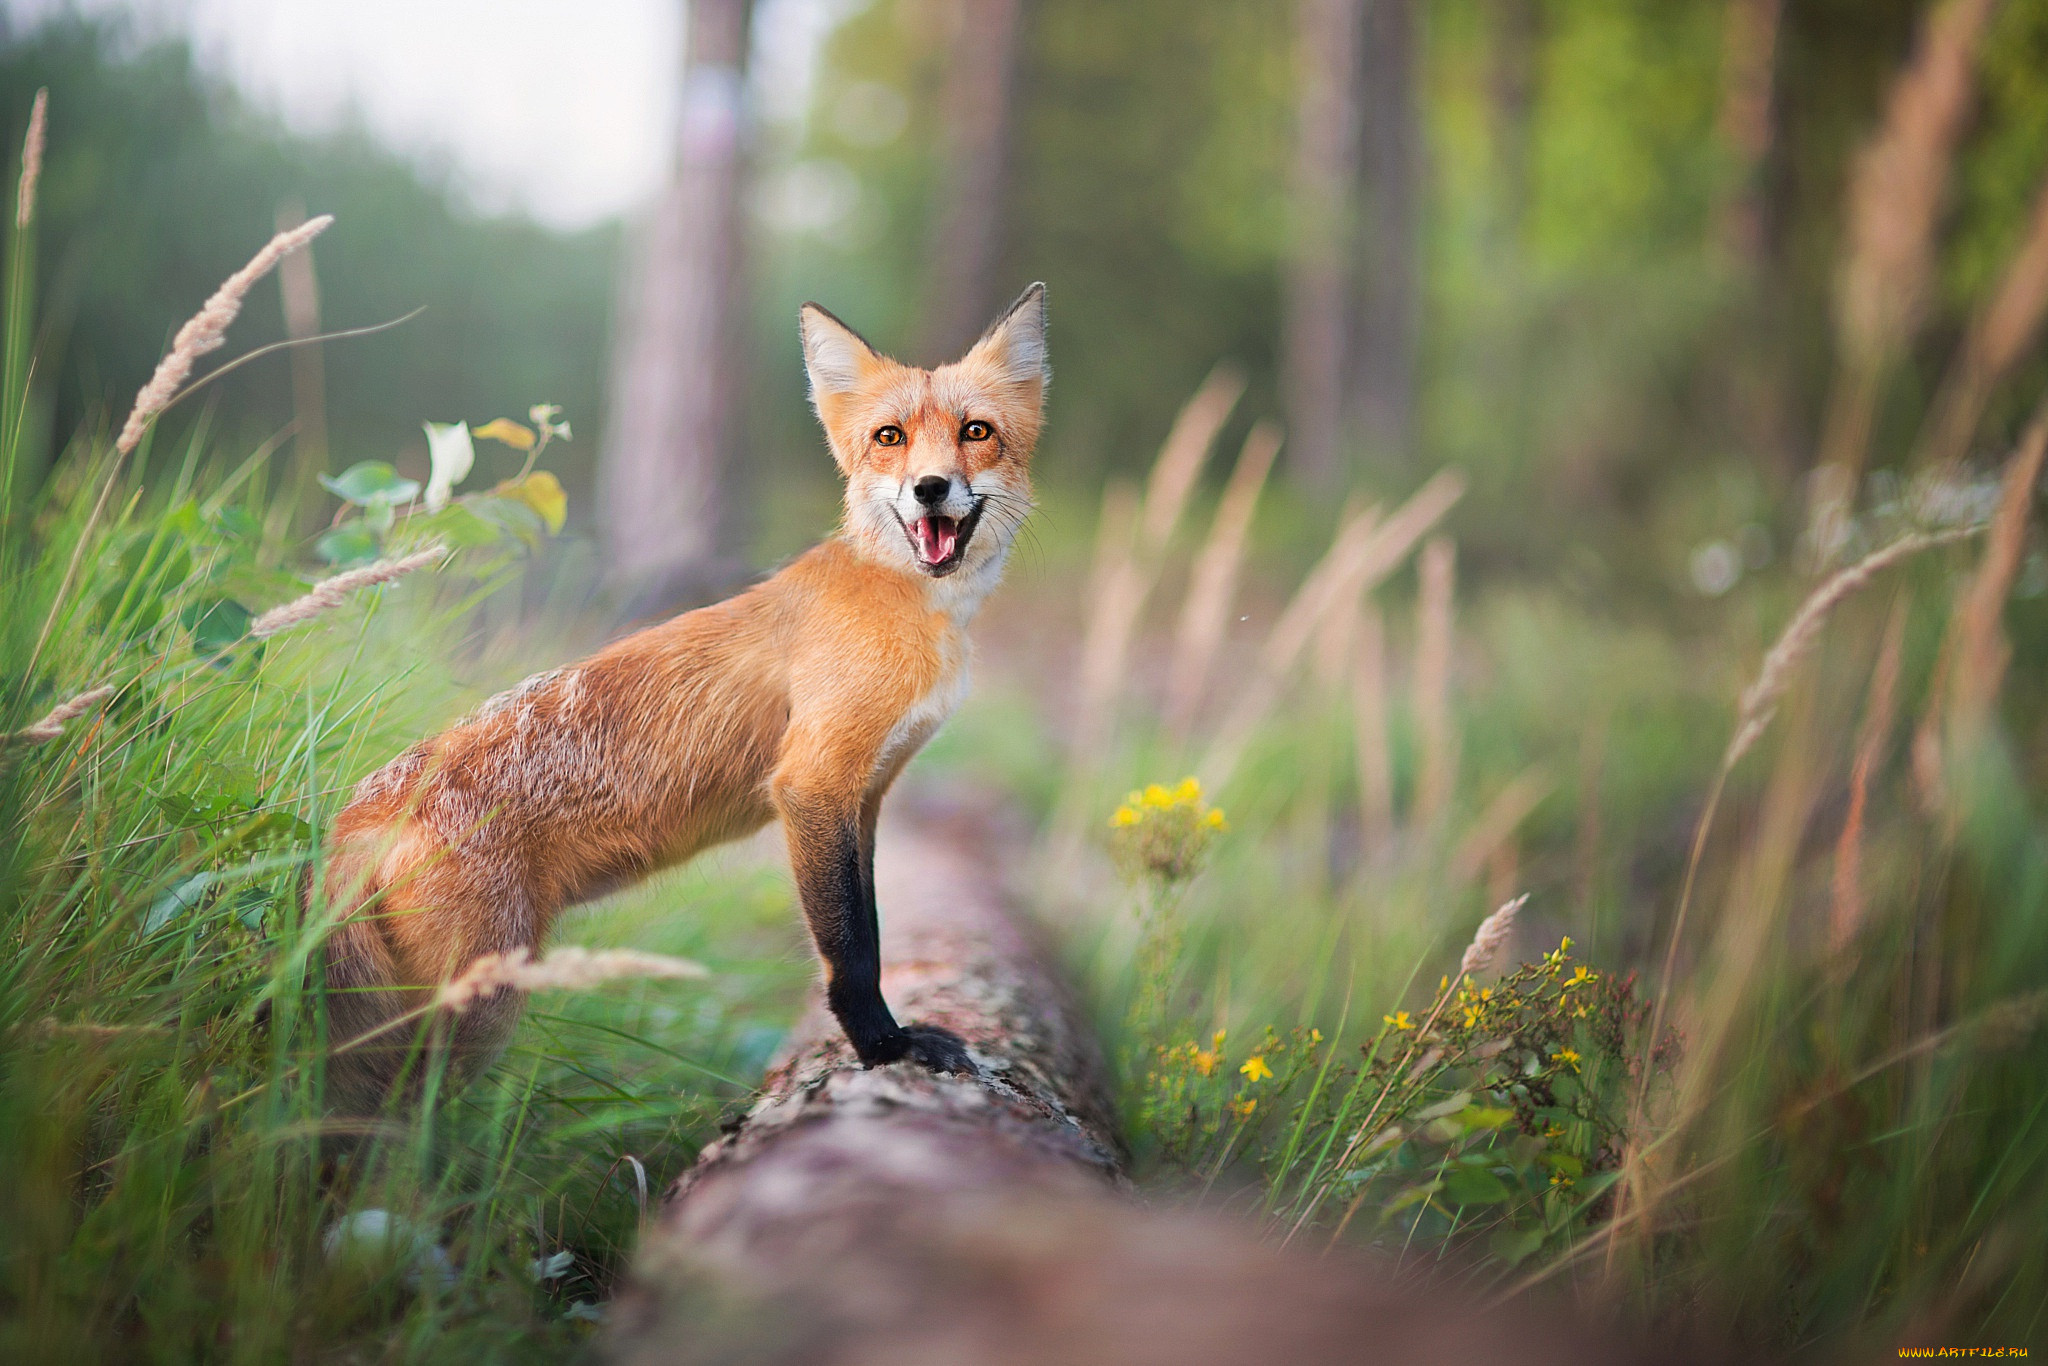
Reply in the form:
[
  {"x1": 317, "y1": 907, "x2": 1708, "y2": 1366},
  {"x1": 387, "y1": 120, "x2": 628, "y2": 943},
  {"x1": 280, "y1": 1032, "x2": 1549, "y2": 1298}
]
[
  {"x1": 600, "y1": 0, "x2": 754, "y2": 614},
  {"x1": 1351, "y1": 0, "x2": 1422, "y2": 470},
  {"x1": 1284, "y1": 0, "x2": 1365, "y2": 489},
  {"x1": 609, "y1": 803, "x2": 1659, "y2": 1366},
  {"x1": 916, "y1": 0, "x2": 1027, "y2": 364}
]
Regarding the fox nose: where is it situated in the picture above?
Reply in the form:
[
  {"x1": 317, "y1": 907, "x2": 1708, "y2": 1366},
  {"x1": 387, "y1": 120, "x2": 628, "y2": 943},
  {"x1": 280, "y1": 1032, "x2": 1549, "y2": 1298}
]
[{"x1": 913, "y1": 475, "x2": 952, "y2": 507}]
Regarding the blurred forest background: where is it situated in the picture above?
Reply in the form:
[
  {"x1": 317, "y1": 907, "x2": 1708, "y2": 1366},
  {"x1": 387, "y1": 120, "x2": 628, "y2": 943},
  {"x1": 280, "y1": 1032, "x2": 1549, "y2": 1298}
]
[
  {"x1": 4, "y1": 0, "x2": 2046, "y2": 605},
  {"x1": 8, "y1": 1, "x2": 2048, "y2": 1351}
]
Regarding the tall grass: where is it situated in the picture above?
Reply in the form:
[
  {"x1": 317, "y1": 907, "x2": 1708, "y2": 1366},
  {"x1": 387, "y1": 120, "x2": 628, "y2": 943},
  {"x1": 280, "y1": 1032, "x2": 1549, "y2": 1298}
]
[{"x1": 0, "y1": 114, "x2": 804, "y2": 1360}]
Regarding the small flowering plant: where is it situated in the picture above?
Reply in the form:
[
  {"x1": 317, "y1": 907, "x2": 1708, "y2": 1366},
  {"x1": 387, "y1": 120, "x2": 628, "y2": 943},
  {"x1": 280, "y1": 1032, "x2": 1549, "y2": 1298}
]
[
  {"x1": 316, "y1": 403, "x2": 572, "y2": 567},
  {"x1": 1137, "y1": 921, "x2": 1678, "y2": 1270},
  {"x1": 1109, "y1": 777, "x2": 1227, "y2": 884},
  {"x1": 1112, "y1": 777, "x2": 1230, "y2": 1131}
]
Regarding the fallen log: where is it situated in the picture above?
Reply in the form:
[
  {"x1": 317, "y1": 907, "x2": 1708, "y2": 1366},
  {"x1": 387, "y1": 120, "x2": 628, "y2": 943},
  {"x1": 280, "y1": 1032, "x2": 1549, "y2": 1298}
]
[{"x1": 609, "y1": 803, "x2": 1660, "y2": 1366}]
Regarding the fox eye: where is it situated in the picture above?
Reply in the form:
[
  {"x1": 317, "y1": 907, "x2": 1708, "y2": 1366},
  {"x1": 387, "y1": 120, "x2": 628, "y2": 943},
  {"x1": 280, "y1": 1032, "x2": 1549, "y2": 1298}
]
[
  {"x1": 873, "y1": 425, "x2": 905, "y2": 446},
  {"x1": 961, "y1": 420, "x2": 993, "y2": 442}
]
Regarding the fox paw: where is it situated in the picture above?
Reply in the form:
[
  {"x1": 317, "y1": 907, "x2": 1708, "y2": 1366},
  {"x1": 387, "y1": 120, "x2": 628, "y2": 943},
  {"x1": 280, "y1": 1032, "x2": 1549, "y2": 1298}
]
[{"x1": 866, "y1": 1023, "x2": 975, "y2": 1075}]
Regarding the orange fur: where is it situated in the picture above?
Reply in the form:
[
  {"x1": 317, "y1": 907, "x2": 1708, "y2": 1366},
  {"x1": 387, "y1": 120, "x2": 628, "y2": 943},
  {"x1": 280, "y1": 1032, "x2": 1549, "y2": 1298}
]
[{"x1": 318, "y1": 285, "x2": 1048, "y2": 1111}]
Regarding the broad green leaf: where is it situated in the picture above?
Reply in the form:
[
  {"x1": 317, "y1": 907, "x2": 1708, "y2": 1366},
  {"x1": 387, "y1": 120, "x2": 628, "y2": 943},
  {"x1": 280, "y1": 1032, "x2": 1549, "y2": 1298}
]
[
  {"x1": 1488, "y1": 1227, "x2": 1545, "y2": 1267},
  {"x1": 316, "y1": 525, "x2": 382, "y2": 566},
  {"x1": 1413, "y1": 1091, "x2": 1473, "y2": 1122},
  {"x1": 468, "y1": 494, "x2": 544, "y2": 543},
  {"x1": 181, "y1": 598, "x2": 252, "y2": 654},
  {"x1": 1384, "y1": 1180, "x2": 1441, "y2": 1214},
  {"x1": 1442, "y1": 1166, "x2": 1512, "y2": 1205},
  {"x1": 321, "y1": 461, "x2": 421, "y2": 507},
  {"x1": 144, "y1": 873, "x2": 213, "y2": 935},
  {"x1": 411, "y1": 503, "x2": 503, "y2": 550}
]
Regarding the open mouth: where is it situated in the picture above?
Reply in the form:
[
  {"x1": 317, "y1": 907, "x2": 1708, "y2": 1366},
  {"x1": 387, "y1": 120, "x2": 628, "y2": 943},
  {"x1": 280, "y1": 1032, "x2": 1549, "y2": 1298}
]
[{"x1": 902, "y1": 499, "x2": 985, "y2": 576}]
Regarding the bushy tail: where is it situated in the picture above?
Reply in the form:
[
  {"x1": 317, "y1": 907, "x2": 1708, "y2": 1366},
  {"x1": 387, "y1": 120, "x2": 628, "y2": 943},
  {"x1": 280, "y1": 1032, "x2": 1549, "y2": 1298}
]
[{"x1": 309, "y1": 848, "x2": 522, "y2": 1119}]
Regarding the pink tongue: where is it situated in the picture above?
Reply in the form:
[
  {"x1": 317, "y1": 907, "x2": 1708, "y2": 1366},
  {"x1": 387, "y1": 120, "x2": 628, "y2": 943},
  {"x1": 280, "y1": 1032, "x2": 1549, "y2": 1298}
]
[{"x1": 918, "y1": 517, "x2": 959, "y2": 563}]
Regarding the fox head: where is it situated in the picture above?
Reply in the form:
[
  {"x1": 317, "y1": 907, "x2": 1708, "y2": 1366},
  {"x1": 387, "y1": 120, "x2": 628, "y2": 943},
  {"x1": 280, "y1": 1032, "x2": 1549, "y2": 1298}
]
[{"x1": 799, "y1": 284, "x2": 1046, "y2": 591}]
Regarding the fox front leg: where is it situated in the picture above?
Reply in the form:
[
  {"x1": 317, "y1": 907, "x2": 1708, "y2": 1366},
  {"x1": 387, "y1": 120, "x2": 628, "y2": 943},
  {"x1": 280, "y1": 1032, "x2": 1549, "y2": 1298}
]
[{"x1": 777, "y1": 789, "x2": 972, "y2": 1074}]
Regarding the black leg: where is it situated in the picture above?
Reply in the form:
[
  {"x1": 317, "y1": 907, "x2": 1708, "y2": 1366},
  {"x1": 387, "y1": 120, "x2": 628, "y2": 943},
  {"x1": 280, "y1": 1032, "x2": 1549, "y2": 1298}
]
[{"x1": 779, "y1": 791, "x2": 971, "y2": 1073}]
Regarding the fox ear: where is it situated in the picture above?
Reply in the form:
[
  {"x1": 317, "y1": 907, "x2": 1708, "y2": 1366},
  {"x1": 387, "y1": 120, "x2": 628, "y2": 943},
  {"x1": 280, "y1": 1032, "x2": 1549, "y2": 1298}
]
[
  {"x1": 798, "y1": 302, "x2": 880, "y2": 405},
  {"x1": 962, "y1": 282, "x2": 1048, "y2": 389}
]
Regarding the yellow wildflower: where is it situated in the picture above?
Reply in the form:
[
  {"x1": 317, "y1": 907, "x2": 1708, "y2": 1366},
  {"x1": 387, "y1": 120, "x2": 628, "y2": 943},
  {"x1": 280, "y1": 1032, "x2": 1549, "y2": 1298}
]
[
  {"x1": 1143, "y1": 783, "x2": 1170, "y2": 806},
  {"x1": 1551, "y1": 1047, "x2": 1581, "y2": 1071},
  {"x1": 1174, "y1": 777, "x2": 1202, "y2": 803},
  {"x1": 1543, "y1": 1123, "x2": 1565, "y2": 1139},
  {"x1": 1549, "y1": 1170, "x2": 1574, "y2": 1189},
  {"x1": 1228, "y1": 1096, "x2": 1258, "y2": 1120},
  {"x1": 1384, "y1": 1010, "x2": 1416, "y2": 1032},
  {"x1": 1561, "y1": 966, "x2": 1594, "y2": 990},
  {"x1": 1110, "y1": 806, "x2": 1138, "y2": 827},
  {"x1": 1239, "y1": 1055, "x2": 1273, "y2": 1082},
  {"x1": 1213, "y1": 1029, "x2": 1227, "y2": 1047},
  {"x1": 1202, "y1": 807, "x2": 1227, "y2": 829},
  {"x1": 1191, "y1": 1049, "x2": 1219, "y2": 1077}
]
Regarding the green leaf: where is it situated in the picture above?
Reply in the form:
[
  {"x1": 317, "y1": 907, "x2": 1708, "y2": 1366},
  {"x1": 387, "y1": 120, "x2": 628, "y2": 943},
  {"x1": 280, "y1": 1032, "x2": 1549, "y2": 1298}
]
[
  {"x1": 410, "y1": 503, "x2": 503, "y2": 550},
  {"x1": 144, "y1": 873, "x2": 214, "y2": 935},
  {"x1": 208, "y1": 504, "x2": 260, "y2": 540},
  {"x1": 1413, "y1": 1091, "x2": 1473, "y2": 1122},
  {"x1": 1488, "y1": 1227, "x2": 1545, "y2": 1267},
  {"x1": 321, "y1": 461, "x2": 421, "y2": 506},
  {"x1": 1462, "y1": 1106, "x2": 1516, "y2": 1132},
  {"x1": 468, "y1": 494, "x2": 545, "y2": 543},
  {"x1": 1442, "y1": 1167, "x2": 1512, "y2": 1205},
  {"x1": 1384, "y1": 1180, "x2": 1441, "y2": 1214},
  {"x1": 316, "y1": 525, "x2": 382, "y2": 566},
  {"x1": 181, "y1": 598, "x2": 252, "y2": 654},
  {"x1": 1539, "y1": 1151, "x2": 1585, "y2": 1178}
]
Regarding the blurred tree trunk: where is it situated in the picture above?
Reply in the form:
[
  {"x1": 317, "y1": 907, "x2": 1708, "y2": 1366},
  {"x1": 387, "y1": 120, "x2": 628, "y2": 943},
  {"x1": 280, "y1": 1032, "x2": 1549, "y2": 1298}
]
[
  {"x1": 1487, "y1": 0, "x2": 1537, "y2": 249},
  {"x1": 1350, "y1": 0, "x2": 1422, "y2": 470},
  {"x1": 274, "y1": 200, "x2": 330, "y2": 542},
  {"x1": 1283, "y1": 0, "x2": 1364, "y2": 488},
  {"x1": 1714, "y1": 0, "x2": 1783, "y2": 268},
  {"x1": 1714, "y1": 0, "x2": 1797, "y2": 485},
  {"x1": 601, "y1": 0, "x2": 755, "y2": 614},
  {"x1": 916, "y1": 0, "x2": 1026, "y2": 363}
]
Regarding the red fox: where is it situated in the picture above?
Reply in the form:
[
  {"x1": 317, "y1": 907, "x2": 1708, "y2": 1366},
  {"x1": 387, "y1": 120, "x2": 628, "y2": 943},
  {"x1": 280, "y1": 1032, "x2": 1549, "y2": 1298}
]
[{"x1": 316, "y1": 284, "x2": 1047, "y2": 1111}]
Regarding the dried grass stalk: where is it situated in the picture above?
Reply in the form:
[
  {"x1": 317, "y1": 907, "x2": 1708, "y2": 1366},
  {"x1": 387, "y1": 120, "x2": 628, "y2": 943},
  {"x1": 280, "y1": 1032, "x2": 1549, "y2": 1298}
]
[
  {"x1": 1713, "y1": 0, "x2": 1783, "y2": 261},
  {"x1": 1949, "y1": 411, "x2": 2046, "y2": 722},
  {"x1": 1164, "y1": 420, "x2": 1281, "y2": 733},
  {"x1": 1200, "y1": 471, "x2": 1464, "y2": 789},
  {"x1": 437, "y1": 946, "x2": 709, "y2": 1013},
  {"x1": 1450, "y1": 769, "x2": 1552, "y2": 887},
  {"x1": 1136, "y1": 364, "x2": 1244, "y2": 556},
  {"x1": 1831, "y1": 594, "x2": 1909, "y2": 959},
  {"x1": 1068, "y1": 369, "x2": 1241, "y2": 766},
  {"x1": 7, "y1": 683, "x2": 114, "y2": 745},
  {"x1": 1911, "y1": 411, "x2": 2048, "y2": 805},
  {"x1": 1459, "y1": 893, "x2": 1528, "y2": 981},
  {"x1": 1727, "y1": 524, "x2": 1978, "y2": 774},
  {"x1": 1920, "y1": 176, "x2": 2048, "y2": 472},
  {"x1": 1412, "y1": 536, "x2": 1457, "y2": 826},
  {"x1": 1351, "y1": 604, "x2": 1395, "y2": 848},
  {"x1": 1835, "y1": 0, "x2": 1995, "y2": 371},
  {"x1": 16, "y1": 87, "x2": 46, "y2": 230},
  {"x1": 1200, "y1": 506, "x2": 1377, "y2": 787},
  {"x1": 115, "y1": 215, "x2": 334, "y2": 457},
  {"x1": 1811, "y1": 0, "x2": 1996, "y2": 538},
  {"x1": 250, "y1": 545, "x2": 447, "y2": 639}
]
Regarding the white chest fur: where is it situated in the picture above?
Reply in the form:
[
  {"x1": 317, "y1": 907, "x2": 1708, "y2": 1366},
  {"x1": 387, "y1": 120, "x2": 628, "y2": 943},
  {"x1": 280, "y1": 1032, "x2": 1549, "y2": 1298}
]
[{"x1": 876, "y1": 632, "x2": 972, "y2": 780}]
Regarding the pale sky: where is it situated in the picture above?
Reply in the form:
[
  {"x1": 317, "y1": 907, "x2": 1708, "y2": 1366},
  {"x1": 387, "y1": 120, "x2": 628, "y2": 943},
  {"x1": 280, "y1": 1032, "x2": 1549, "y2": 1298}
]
[{"x1": 4, "y1": 0, "x2": 853, "y2": 230}]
